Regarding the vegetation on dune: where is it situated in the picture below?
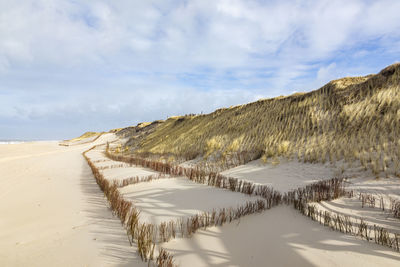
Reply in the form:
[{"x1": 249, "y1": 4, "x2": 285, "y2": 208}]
[
  {"x1": 118, "y1": 120, "x2": 164, "y2": 152},
  {"x1": 60, "y1": 131, "x2": 103, "y2": 146},
  {"x1": 103, "y1": 146, "x2": 400, "y2": 252},
  {"x1": 85, "y1": 145, "x2": 280, "y2": 264},
  {"x1": 106, "y1": 145, "x2": 282, "y2": 207},
  {"x1": 70, "y1": 131, "x2": 100, "y2": 141},
  {"x1": 84, "y1": 141, "x2": 400, "y2": 262},
  {"x1": 109, "y1": 127, "x2": 123, "y2": 133},
  {"x1": 79, "y1": 64, "x2": 400, "y2": 263},
  {"x1": 121, "y1": 63, "x2": 400, "y2": 175}
]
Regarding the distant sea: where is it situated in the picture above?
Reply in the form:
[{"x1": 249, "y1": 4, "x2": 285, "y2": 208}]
[
  {"x1": 0, "y1": 140, "x2": 59, "y2": 144},
  {"x1": 0, "y1": 140, "x2": 27, "y2": 144}
]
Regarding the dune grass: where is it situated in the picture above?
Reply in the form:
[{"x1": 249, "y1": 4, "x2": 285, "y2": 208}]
[
  {"x1": 106, "y1": 146, "x2": 282, "y2": 207},
  {"x1": 77, "y1": 63, "x2": 400, "y2": 264},
  {"x1": 85, "y1": 142, "x2": 400, "y2": 263},
  {"x1": 121, "y1": 63, "x2": 400, "y2": 175},
  {"x1": 105, "y1": 145, "x2": 400, "y2": 252},
  {"x1": 84, "y1": 145, "x2": 280, "y2": 264},
  {"x1": 70, "y1": 131, "x2": 100, "y2": 141}
]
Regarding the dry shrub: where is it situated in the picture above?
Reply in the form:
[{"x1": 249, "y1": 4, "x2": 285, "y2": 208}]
[
  {"x1": 106, "y1": 148, "x2": 283, "y2": 207},
  {"x1": 117, "y1": 64, "x2": 400, "y2": 177},
  {"x1": 284, "y1": 177, "x2": 400, "y2": 252},
  {"x1": 83, "y1": 146, "x2": 165, "y2": 263},
  {"x1": 157, "y1": 248, "x2": 176, "y2": 267}
]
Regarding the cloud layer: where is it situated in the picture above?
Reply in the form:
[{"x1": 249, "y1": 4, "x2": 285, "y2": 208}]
[{"x1": 1, "y1": 0, "x2": 399, "y2": 139}]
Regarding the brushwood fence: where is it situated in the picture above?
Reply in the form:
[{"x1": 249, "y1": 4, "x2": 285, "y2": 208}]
[
  {"x1": 83, "y1": 145, "x2": 274, "y2": 264},
  {"x1": 356, "y1": 192, "x2": 400, "y2": 219},
  {"x1": 105, "y1": 147, "x2": 282, "y2": 208},
  {"x1": 92, "y1": 145, "x2": 400, "y2": 254},
  {"x1": 284, "y1": 181, "x2": 400, "y2": 252}
]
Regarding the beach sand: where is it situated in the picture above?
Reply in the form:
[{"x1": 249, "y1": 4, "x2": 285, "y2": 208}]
[
  {"x1": 221, "y1": 158, "x2": 339, "y2": 192},
  {"x1": 162, "y1": 205, "x2": 400, "y2": 267},
  {"x1": 0, "y1": 137, "x2": 145, "y2": 267},
  {"x1": 119, "y1": 178, "x2": 263, "y2": 224},
  {"x1": 1, "y1": 137, "x2": 399, "y2": 266}
]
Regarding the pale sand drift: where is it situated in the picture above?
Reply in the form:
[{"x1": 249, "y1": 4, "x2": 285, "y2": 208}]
[
  {"x1": 2, "y1": 135, "x2": 400, "y2": 266},
  {"x1": 221, "y1": 158, "x2": 400, "y2": 243},
  {"x1": 348, "y1": 176, "x2": 400, "y2": 203},
  {"x1": 86, "y1": 146, "x2": 160, "y2": 181},
  {"x1": 119, "y1": 178, "x2": 263, "y2": 224},
  {"x1": 88, "y1": 143, "x2": 400, "y2": 266},
  {"x1": 314, "y1": 198, "x2": 400, "y2": 233},
  {"x1": 314, "y1": 178, "x2": 400, "y2": 234},
  {"x1": 220, "y1": 158, "x2": 376, "y2": 192},
  {"x1": 59, "y1": 132, "x2": 115, "y2": 146},
  {"x1": 221, "y1": 158, "x2": 339, "y2": 192},
  {"x1": 310, "y1": 176, "x2": 400, "y2": 235},
  {"x1": 59, "y1": 134, "x2": 100, "y2": 146},
  {"x1": 0, "y1": 136, "x2": 146, "y2": 267},
  {"x1": 162, "y1": 205, "x2": 400, "y2": 267},
  {"x1": 85, "y1": 146, "x2": 263, "y2": 225}
]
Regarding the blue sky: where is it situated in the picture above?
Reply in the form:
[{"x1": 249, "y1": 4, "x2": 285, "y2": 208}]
[{"x1": 1, "y1": 0, "x2": 399, "y2": 140}]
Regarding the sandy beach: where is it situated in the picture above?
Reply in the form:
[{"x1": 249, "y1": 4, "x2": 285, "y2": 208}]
[
  {"x1": 2, "y1": 136, "x2": 400, "y2": 266},
  {"x1": 3, "y1": 1, "x2": 399, "y2": 266},
  {"x1": 0, "y1": 139, "x2": 144, "y2": 267},
  {"x1": 162, "y1": 205, "x2": 400, "y2": 267}
]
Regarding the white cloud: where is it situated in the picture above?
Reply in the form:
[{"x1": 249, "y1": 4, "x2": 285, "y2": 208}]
[
  {"x1": 1, "y1": 0, "x2": 399, "y2": 71},
  {"x1": 317, "y1": 63, "x2": 339, "y2": 84},
  {"x1": 0, "y1": 0, "x2": 399, "y2": 138}
]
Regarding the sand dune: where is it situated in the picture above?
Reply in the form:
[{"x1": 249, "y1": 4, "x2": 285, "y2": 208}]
[
  {"x1": 119, "y1": 178, "x2": 263, "y2": 224},
  {"x1": 86, "y1": 143, "x2": 400, "y2": 266},
  {"x1": 85, "y1": 145, "x2": 264, "y2": 226},
  {"x1": 162, "y1": 205, "x2": 400, "y2": 267},
  {"x1": 2, "y1": 136, "x2": 399, "y2": 266},
  {"x1": 221, "y1": 158, "x2": 339, "y2": 192}
]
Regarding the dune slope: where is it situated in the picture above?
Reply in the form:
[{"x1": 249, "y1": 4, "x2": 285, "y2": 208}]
[{"x1": 122, "y1": 63, "x2": 400, "y2": 176}]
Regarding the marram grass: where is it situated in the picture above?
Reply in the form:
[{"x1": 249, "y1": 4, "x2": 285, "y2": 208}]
[{"x1": 121, "y1": 63, "x2": 400, "y2": 175}]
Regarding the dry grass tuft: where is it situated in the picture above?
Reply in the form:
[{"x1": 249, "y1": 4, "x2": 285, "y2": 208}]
[
  {"x1": 284, "y1": 178, "x2": 400, "y2": 252},
  {"x1": 157, "y1": 248, "x2": 176, "y2": 267},
  {"x1": 116, "y1": 63, "x2": 400, "y2": 175},
  {"x1": 106, "y1": 148, "x2": 282, "y2": 207}
]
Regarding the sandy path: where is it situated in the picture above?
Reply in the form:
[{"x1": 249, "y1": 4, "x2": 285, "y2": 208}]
[
  {"x1": 0, "y1": 141, "x2": 144, "y2": 267},
  {"x1": 163, "y1": 205, "x2": 400, "y2": 266}
]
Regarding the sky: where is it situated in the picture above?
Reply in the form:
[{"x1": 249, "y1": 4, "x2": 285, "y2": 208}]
[{"x1": 1, "y1": 0, "x2": 399, "y2": 140}]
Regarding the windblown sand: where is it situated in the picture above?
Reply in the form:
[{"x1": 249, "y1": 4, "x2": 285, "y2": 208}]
[
  {"x1": 0, "y1": 136, "x2": 145, "y2": 267},
  {"x1": 1, "y1": 135, "x2": 399, "y2": 266},
  {"x1": 85, "y1": 145, "x2": 263, "y2": 225},
  {"x1": 311, "y1": 176, "x2": 400, "y2": 235},
  {"x1": 314, "y1": 197, "x2": 400, "y2": 233},
  {"x1": 86, "y1": 146, "x2": 159, "y2": 182},
  {"x1": 221, "y1": 158, "x2": 362, "y2": 192},
  {"x1": 348, "y1": 176, "x2": 400, "y2": 203},
  {"x1": 162, "y1": 205, "x2": 400, "y2": 267},
  {"x1": 119, "y1": 178, "x2": 263, "y2": 224}
]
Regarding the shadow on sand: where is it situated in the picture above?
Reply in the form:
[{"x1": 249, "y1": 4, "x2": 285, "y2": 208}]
[
  {"x1": 80, "y1": 151, "x2": 400, "y2": 267},
  {"x1": 80, "y1": 160, "x2": 145, "y2": 267},
  {"x1": 163, "y1": 205, "x2": 400, "y2": 266}
]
